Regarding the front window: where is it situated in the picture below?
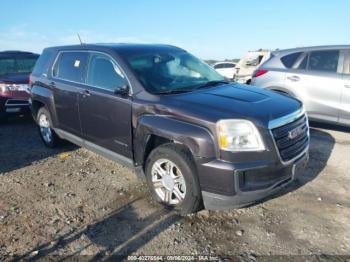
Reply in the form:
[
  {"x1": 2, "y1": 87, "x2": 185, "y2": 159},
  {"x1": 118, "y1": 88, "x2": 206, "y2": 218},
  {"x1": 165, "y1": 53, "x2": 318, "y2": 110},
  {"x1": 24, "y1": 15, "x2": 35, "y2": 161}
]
[
  {"x1": 123, "y1": 51, "x2": 224, "y2": 94},
  {"x1": 86, "y1": 53, "x2": 126, "y2": 91},
  {"x1": 0, "y1": 56, "x2": 38, "y2": 76}
]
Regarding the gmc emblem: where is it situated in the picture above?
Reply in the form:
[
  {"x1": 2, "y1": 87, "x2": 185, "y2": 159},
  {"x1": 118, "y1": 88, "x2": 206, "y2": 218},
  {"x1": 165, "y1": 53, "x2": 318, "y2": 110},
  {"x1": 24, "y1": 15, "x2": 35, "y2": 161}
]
[{"x1": 288, "y1": 126, "x2": 304, "y2": 139}]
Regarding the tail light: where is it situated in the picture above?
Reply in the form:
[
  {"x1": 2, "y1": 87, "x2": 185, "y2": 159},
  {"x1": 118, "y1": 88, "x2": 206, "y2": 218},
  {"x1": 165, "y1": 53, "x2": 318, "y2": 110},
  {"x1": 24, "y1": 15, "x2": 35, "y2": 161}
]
[{"x1": 253, "y1": 69, "x2": 268, "y2": 78}]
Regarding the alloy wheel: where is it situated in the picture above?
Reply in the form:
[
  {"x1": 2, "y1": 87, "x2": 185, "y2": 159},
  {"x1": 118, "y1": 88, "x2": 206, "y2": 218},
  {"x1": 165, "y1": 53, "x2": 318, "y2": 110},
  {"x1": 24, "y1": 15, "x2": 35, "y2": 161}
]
[
  {"x1": 151, "y1": 159, "x2": 186, "y2": 205},
  {"x1": 39, "y1": 113, "x2": 52, "y2": 144}
]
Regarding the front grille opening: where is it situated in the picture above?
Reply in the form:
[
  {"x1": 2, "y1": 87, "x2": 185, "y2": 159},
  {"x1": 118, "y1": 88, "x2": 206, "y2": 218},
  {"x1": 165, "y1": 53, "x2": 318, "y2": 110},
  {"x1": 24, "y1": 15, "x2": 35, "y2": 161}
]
[
  {"x1": 272, "y1": 115, "x2": 309, "y2": 162},
  {"x1": 6, "y1": 99, "x2": 29, "y2": 106},
  {"x1": 238, "y1": 167, "x2": 291, "y2": 192}
]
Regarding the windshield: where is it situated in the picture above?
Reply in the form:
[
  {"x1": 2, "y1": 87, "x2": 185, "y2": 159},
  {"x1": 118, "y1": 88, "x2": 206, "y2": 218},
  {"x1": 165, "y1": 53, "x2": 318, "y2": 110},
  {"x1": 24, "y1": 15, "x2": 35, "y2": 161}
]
[
  {"x1": 0, "y1": 56, "x2": 38, "y2": 76},
  {"x1": 124, "y1": 51, "x2": 224, "y2": 94}
]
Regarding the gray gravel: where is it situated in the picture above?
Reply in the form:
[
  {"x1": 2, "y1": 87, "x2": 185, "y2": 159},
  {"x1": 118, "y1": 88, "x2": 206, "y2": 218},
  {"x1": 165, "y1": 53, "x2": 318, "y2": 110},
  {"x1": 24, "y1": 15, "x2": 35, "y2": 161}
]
[{"x1": 0, "y1": 117, "x2": 350, "y2": 260}]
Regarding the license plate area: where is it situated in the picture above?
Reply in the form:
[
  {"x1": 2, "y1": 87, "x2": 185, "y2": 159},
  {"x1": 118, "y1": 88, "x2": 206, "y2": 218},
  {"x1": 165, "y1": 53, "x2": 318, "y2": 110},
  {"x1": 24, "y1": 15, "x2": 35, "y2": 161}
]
[{"x1": 6, "y1": 107, "x2": 21, "y2": 113}]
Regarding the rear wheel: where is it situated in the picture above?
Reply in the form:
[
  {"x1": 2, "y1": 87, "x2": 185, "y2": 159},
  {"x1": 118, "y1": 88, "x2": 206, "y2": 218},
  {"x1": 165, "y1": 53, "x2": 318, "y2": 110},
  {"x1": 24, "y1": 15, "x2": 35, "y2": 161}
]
[
  {"x1": 37, "y1": 107, "x2": 60, "y2": 148},
  {"x1": 145, "y1": 144, "x2": 202, "y2": 214}
]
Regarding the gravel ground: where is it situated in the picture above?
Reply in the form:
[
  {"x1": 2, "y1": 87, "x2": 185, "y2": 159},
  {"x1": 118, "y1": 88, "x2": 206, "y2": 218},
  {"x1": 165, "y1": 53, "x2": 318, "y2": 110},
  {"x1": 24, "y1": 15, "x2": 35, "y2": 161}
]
[{"x1": 0, "y1": 117, "x2": 350, "y2": 261}]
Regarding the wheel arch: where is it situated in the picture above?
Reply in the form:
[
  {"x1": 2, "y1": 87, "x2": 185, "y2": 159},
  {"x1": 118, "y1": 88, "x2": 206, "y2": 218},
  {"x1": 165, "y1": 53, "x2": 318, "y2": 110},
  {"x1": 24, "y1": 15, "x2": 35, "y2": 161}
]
[
  {"x1": 30, "y1": 85, "x2": 58, "y2": 126},
  {"x1": 134, "y1": 115, "x2": 217, "y2": 168}
]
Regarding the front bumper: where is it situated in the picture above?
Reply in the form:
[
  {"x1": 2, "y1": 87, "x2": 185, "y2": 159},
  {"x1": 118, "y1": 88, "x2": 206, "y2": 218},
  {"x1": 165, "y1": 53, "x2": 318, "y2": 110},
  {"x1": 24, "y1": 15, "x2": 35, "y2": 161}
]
[{"x1": 200, "y1": 151, "x2": 309, "y2": 210}]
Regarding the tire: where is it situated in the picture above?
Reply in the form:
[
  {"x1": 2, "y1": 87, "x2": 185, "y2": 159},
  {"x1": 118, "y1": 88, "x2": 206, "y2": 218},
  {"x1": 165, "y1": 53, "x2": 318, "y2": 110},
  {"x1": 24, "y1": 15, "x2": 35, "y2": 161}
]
[
  {"x1": 36, "y1": 107, "x2": 60, "y2": 148},
  {"x1": 145, "y1": 143, "x2": 202, "y2": 215}
]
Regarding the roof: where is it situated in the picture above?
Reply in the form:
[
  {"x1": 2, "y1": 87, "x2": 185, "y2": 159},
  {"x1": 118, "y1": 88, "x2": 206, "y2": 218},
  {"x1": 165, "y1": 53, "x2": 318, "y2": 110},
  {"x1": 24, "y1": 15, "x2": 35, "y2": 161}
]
[
  {"x1": 45, "y1": 43, "x2": 185, "y2": 54},
  {"x1": 213, "y1": 61, "x2": 236, "y2": 65},
  {"x1": 274, "y1": 45, "x2": 350, "y2": 55},
  {"x1": 0, "y1": 50, "x2": 39, "y2": 56}
]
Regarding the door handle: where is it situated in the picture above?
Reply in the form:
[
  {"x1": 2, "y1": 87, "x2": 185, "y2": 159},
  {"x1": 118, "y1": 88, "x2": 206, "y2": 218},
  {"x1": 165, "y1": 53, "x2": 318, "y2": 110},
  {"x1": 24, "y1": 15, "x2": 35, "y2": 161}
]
[
  {"x1": 287, "y1": 75, "x2": 300, "y2": 82},
  {"x1": 345, "y1": 84, "x2": 350, "y2": 88},
  {"x1": 49, "y1": 81, "x2": 56, "y2": 88},
  {"x1": 80, "y1": 89, "x2": 91, "y2": 97}
]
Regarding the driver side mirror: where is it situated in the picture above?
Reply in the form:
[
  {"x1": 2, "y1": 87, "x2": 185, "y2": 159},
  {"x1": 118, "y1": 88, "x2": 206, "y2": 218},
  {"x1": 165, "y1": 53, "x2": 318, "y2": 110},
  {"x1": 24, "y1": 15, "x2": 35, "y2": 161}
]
[{"x1": 114, "y1": 84, "x2": 129, "y2": 97}]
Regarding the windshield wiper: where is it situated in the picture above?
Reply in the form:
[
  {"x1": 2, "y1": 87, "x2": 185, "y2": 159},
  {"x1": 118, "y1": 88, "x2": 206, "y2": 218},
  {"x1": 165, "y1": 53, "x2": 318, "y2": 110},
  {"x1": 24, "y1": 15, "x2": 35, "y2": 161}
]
[
  {"x1": 193, "y1": 80, "x2": 229, "y2": 90},
  {"x1": 154, "y1": 80, "x2": 229, "y2": 95},
  {"x1": 154, "y1": 88, "x2": 192, "y2": 95}
]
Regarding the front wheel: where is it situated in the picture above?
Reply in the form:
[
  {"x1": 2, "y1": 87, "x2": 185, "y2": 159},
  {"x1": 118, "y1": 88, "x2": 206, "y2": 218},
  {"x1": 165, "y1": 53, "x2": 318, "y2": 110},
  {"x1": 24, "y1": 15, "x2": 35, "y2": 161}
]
[
  {"x1": 145, "y1": 144, "x2": 202, "y2": 214},
  {"x1": 37, "y1": 107, "x2": 60, "y2": 148}
]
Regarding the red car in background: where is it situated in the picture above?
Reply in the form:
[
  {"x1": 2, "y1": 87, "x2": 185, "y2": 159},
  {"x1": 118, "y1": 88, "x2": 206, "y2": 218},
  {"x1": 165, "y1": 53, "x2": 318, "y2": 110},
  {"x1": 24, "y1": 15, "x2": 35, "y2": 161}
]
[{"x1": 0, "y1": 51, "x2": 39, "y2": 121}]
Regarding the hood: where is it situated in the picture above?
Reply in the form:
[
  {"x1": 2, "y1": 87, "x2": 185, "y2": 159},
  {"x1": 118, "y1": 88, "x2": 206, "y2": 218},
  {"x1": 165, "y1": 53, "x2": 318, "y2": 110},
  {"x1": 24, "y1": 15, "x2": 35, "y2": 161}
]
[
  {"x1": 0, "y1": 73, "x2": 30, "y2": 84},
  {"x1": 164, "y1": 83, "x2": 302, "y2": 128}
]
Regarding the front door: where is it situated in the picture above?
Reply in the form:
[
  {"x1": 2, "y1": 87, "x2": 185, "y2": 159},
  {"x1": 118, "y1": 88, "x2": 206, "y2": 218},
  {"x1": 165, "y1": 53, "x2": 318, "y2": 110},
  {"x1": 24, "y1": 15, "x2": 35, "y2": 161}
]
[
  {"x1": 51, "y1": 51, "x2": 88, "y2": 136},
  {"x1": 78, "y1": 52, "x2": 133, "y2": 158}
]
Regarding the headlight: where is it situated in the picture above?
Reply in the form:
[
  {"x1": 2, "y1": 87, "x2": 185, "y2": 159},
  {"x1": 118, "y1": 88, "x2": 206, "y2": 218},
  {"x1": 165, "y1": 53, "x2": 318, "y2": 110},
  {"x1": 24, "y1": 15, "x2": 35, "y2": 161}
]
[
  {"x1": 216, "y1": 119, "x2": 265, "y2": 151},
  {"x1": 0, "y1": 83, "x2": 29, "y2": 92}
]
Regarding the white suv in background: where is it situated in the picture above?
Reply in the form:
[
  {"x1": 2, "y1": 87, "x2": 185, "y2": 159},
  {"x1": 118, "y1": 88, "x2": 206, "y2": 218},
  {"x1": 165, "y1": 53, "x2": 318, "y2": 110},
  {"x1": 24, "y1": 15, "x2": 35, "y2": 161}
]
[
  {"x1": 235, "y1": 50, "x2": 271, "y2": 84},
  {"x1": 251, "y1": 45, "x2": 350, "y2": 126},
  {"x1": 213, "y1": 62, "x2": 236, "y2": 79}
]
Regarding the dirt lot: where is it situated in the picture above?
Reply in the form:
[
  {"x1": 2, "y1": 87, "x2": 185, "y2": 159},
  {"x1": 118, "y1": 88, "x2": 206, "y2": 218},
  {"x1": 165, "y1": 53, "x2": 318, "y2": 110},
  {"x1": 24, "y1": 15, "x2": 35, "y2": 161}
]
[{"x1": 0, "y1": 117, "x2": 350, "y2": 260}]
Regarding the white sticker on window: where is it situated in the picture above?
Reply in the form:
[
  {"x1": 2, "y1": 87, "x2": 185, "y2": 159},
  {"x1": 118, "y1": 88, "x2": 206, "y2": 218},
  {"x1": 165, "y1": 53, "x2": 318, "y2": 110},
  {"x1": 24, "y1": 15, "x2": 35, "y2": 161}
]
[{"x1": 74, "y1": 60, "x2": 80, "y2": 67}]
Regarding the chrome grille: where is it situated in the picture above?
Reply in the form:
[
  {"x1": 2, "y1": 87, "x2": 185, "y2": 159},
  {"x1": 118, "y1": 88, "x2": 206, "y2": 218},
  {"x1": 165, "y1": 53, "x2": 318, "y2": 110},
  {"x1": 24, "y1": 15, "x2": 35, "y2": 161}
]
[{"x1": 271, "y1": 114, "x2": 309, "y2": 162}]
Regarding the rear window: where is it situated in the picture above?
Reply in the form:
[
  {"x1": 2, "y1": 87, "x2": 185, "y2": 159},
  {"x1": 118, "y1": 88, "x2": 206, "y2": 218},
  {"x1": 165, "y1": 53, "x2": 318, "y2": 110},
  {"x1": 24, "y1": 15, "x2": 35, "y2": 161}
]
[
  {"x1": 280, "y1": 52, "x2": 303, "y2": 68},
  {"x1": 53, "y1": 51, "x2": 88, "y2": 83},
  {"x1": 32, "y1": 49, "x2": 55, "y2": 76},
  {"x1": 0, "y1": 55, "x2": 38, "y2": 76},
  {"x1": 309, "y1": 50, "x2": 339, "y2": 73},
  {"x1": 215, "y1": 63, "x2": 235, "y2": 69}
]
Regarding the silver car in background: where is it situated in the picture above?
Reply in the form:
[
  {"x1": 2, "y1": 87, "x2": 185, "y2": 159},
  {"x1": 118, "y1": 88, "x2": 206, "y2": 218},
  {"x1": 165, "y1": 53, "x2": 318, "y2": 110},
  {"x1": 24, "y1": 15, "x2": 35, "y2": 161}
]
[{"x1": 251, "y1": 45, "x2": 350, "y2": 126}]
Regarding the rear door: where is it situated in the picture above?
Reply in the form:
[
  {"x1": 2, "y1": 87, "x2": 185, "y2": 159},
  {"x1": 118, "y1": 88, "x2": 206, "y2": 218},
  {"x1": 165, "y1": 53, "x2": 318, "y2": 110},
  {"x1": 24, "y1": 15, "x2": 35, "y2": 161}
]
[
  {"x1": 340, "y1": 49, "x2": 350, "y2": 125},
  {"x1": 285, "y1": 49, "x2": 343, "y2": 123},
  {"x1": 78, "y1": 51, "x2": 133, "y2": 158},
  {"x1": 51, "y1": 51, "x2": 88, "y2": 136}
]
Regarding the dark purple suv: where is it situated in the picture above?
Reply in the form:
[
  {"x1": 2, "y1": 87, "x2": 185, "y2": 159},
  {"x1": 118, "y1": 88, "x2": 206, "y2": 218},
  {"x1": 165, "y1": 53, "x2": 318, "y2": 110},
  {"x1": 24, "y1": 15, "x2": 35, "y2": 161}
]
[
  {"x1": 30, "y1": 44, "x2": 309, "y2": 214},
  {"x1": 0, "y1": 51, "x2": 39, "y2": 121}
]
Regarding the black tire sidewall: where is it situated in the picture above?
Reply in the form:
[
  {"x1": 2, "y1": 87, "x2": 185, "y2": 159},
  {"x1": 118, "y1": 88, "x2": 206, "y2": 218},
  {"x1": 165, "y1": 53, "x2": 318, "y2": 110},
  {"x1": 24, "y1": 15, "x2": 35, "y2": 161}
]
[
  {"x1": 37, "y1": 107, "x2": 57, "y2": 148},
  {"x1": 145, "y1": 144, "x2": 202, "y2": 214}
]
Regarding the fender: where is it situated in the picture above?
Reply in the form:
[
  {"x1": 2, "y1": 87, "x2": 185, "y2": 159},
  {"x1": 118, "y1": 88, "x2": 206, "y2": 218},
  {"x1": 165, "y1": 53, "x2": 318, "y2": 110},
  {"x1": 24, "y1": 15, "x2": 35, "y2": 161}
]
[
  {"x1": 134, "y1": 115, "x2": 217, "y2": 166},
  {"x1": 31, "y1": 85, "x2": 58, "y2": 126}
]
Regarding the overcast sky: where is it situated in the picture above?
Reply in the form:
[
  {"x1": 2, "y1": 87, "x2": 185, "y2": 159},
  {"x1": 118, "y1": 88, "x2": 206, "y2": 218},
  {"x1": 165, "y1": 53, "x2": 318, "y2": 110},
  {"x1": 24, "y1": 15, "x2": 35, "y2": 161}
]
[{"x1": 0, "y1": 0, "x2": 349, "y2": 60}]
